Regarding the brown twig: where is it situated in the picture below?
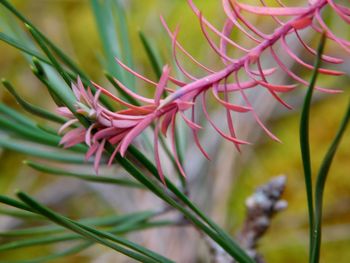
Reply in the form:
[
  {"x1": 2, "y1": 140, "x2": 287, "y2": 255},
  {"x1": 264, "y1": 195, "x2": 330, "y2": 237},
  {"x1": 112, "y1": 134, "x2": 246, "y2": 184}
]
[
  {"x1": 237, "y1": 175, "x2": 287, "y2": 263},
  {"x1": 206, "y1": 175, "x2": 287, "y2": 263}
]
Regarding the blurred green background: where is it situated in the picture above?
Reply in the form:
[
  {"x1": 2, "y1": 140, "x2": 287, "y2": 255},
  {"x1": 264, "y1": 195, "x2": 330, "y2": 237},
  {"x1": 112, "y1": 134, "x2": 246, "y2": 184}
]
[{"x1": 0, "y1": 0, "x2": 349, "y2": 262}]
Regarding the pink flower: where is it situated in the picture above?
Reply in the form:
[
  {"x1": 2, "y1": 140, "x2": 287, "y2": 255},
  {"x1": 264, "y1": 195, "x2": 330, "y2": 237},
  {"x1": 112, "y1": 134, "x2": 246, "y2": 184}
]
[{"x1": 58, "y1": 0, "x2": 349, "y2": 179}]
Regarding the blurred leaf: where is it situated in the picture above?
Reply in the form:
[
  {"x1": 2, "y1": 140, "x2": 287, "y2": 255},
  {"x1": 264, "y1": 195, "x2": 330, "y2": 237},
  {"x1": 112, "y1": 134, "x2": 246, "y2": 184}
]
[
  {"x1": 299, "y1": 34, "x2": 326, "y2": 256},
  {"x1": 25, "y1": 160, "x2": 144, "y2": 188},
  {"x1": 16, "y1": 192, "x2": 174, "y2": 263},
  {"x1": 0, "y1": 137, "x2": 88, "y2": 164},
  {"x1": 1, "y1": 79, "x2": 66, "y2": 123},
  {"x1": 0, "y1": 0, "x2": 88, "y2": 79},
  {"x1": 0, "y1": 241, "x2": 92, "y2": 263},
  {"x1": 91, "y1": 0, "x2": 132, "y2": 87},
  {"x1": 0, "y1": 211, "x2": 155, "y2": 237},
  {"x1": 139, "y1": 31, "x2": 163, "y2": 79},
  {"x1": 0, "y1": 103, "x2": 37, "y2": 129}
]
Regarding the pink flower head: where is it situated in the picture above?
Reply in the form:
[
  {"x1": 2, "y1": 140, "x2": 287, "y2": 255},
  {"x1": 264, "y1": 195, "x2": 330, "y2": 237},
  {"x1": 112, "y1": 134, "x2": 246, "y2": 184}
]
[{"x1": 58, "y1": 0, "x2": 349, "y2": 180}]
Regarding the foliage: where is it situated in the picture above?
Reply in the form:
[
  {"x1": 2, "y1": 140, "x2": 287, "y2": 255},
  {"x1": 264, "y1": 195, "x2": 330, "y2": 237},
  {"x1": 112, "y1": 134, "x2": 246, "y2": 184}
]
[{"x1": 0, "y1": 0, "x2": 349, "y2": 262}]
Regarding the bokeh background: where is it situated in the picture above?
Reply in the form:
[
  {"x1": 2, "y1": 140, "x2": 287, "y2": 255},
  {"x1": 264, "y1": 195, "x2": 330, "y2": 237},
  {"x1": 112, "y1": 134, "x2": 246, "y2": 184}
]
[{"x1": 0, "y1": 0, "x2": 349, "y2": 262}]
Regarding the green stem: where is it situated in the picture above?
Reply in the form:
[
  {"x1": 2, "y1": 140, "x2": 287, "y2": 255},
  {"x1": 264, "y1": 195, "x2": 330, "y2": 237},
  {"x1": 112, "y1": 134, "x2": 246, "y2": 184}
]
[
  {"x1": 311, "y1": 98, "x2": 350, "y2": 263},
  {"x1": 299, "y1": 34, "x2": 326, "y2": 261}
]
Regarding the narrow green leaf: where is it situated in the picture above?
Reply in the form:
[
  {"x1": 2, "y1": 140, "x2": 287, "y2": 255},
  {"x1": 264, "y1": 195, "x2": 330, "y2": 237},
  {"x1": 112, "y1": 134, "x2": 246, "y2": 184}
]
[
  {"x1": 111, "y1": 149, "x2": 254, "y2": 263},
  {"x1": 0, "y1": 137, "x2": 87, "y2": 163},
  {"x1": 112, "y1": 0, "x2": 135, "y2": 86},
  {"x1": 25, "y1": 25, "x2": 71, "y2": 86},
  {"x1": 0, "y1": 234, "x2": 78, "y2": 252},
  {"x1": 0, "y1": 211, "x2": 154, "y2": 237},
  {"x1": 90, "y1": 0, "x2": 125, "y2": 83},
  {"x1": 126, "y1": 145, "x2": 253, "y2": 262},
  {"x1": 0, "y1": 208, "x2": 42, "y2": 220},
  {"x1": 311, "y1": 99, "x2": 350, "y2": 263},
  {"x1": 0, "y1": 195, "x2": 33, "y2": 213},
  {"x1": 139, "y1": 31, "x2": 163, "y2": 79},
  {"x1": 0, "y1": 113, "x2": 86, "y2": 153},
  {"x1": 25, "y1": 160, "x2": 144, "y2": 188},
  {"x1": 0, "y1": 116, "x2": 60, "y2": 147},
  {"x1": 0, "y1": 0, "x2": 89, "y2": 79},
  {"x1": 299, "y1": 34, "x2": 326, "y2": 261},
  {"x1": 1, "y1": 79, "x2": 66, "y2": 124},
  {"x1": 1, "y1": 241, "x2": 93, "y2": 263},
  {"x1": 0, "y1": 103, "x2": 36, "y2": 129},
  {"x1": 0, "y1": 32, "x2": 50, "y2": 64},
  {"x1": 17, "y1": 192, "x2": 172, "y2": 263}
]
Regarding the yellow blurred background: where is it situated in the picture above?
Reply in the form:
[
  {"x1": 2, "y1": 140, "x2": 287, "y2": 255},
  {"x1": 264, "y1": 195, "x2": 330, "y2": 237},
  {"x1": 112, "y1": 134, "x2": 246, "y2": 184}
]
[{"x1": 0, "y1": 0, "x2": 349, "y2": 262}]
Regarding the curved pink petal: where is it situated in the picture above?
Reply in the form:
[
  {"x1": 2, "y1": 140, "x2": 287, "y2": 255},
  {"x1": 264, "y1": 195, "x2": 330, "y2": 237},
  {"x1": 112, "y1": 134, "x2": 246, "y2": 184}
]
[
  {"x1": 222, "y1": 0, "x2": 262, "y2": 43},
  {"x1": 294, "y1": 30, "x2": 343, "y2": 64},
  {"x1": 94, "y1": 139, "x2": 106, "y2": 174},
  {"x1": 154, "y1": 121, "x2": 166, "y2": 184},
  {"x1": 188, "y1": 0, "x2": 250, "y2": 53},
  {"x1": 155, "y1": 65, "x2": 171, "y2": 105},
  {"x1": 160, "y1": 16, "x2": 216, "y2": 74},
  {"x1": 58, "y1": 119, "x2": 79, "y2": 135},
  {"x1": 282, "y1": 36, "x2": 344, "y2": 76},
  {"x1": 233, "y1": 0, "x2": 309, "y2": 16},
  {"x1": 170, "y1": 114, "x2": 186, "y2": 178},
  {"x1": 119, "y1": 113, "x2": 157, "y2": 156},
  {"x1": 212, "y1": 85, "x2": 252, "y2": 112},
  {"x1": 198, "y1": 12, "x2": 236, "y2": 64}
]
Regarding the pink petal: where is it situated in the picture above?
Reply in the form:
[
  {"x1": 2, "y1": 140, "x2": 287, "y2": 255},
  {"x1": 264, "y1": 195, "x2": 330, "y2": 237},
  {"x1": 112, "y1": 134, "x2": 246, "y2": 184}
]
[
  {"x1": 161, "y1": 110, "x2": 176, "y2": 136},
  {"x1": 282, "y1": 36, "x2": 344, "y2": 76},
  {"x1": 234, "y1": 1, "x2": 309, "y2": 16},
  {"x1": 115, "y1": 58, "x2": 158, "y2": 86},
  {"x1": 212, "y1": 86, "x2": 252, "y2": 112},
  {"x1": 58, "y1": 119, "x2": 79, "y2": 135},
  {"x1": 201, "y1": 90, "x2": 249, "y2": 146},
  {"x1": 92, "y1": 81, "x2": 145, "y2": 110},
  {"x1": 180, "y1": 111, "x2": 202, "y2": 130},
  {"x1": 154, "y1": 121, "x2": 166, "y2": 184},
  {"x1": 160, "y1": 16, "x2": 216, "y2": 74},
  {"x1": 188, "y1": 0, "x2": 249, "y2": 53},
  {"x1": 85, "y1": 124, "x2": 96, "y2": 147},
  {"x1": 57, "y1": 107, "x2": 74, "y2": 118},
  {"x1": 93, "y1": 127, "x2": 118, "y2": 141},
  {"x1": 119, "y1": 113, "x2": 157, "y2": 156},
  {"x1": 155, "y1": 65, "x2": 171, "y2": 106},
  {"x1": 171, "y1": 26, "x2": 198, "y2": 81},
  {"x1": 94, "y1": 139, "x2": 106, "y2": 174},
  {"x1": 191, "y1": 103, "x2": 210, "y2": 160},
  {"x1": 222, "y1": 0, "x2": 262, "y2": 43},
  {"x1": 235, "y1": 72, "x2": 282, "y2": 142},
  {"x1": 198, "y1": 12, "x2": 236, "y2": 64},
  {"x1": 111, "y1": 119, "x2": 138, "y2": 129},
  {"x1": 112, "y1": 78, "x2": 155, "y2": 104},
  {"x1": 294, "y1": 30, "x2": 343, "y2": 64},
  {"x1": 108, "y1": 144, "x2": 121, "y2": 166},
  {"x1": 170, "y1": 114, "x2": 186, "y2": 178},
  {"x1": 85, "y1": 142, "x2": 99, "y2": 161},
  {"x1": 60, "y1": 127, "x2": 85, "y2": 146}
]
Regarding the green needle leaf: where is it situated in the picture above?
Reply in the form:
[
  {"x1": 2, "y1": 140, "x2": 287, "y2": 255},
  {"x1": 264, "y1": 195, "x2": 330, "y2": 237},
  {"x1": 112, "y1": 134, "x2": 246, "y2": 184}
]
[
  {"x1": 0, "y1": 32, "x2": 50, "y2": 64},
  {"x1": 16, "y1": 192, "x2": 173, "y2": 263},
  {"x1": 311, "y1": 99, "x2": 350, "y2": 262},
  {"x1": 90, "y1": 0, "x2": 126, "y2": 85},
  {"x1": 1, "y1": 241, "x2": 93, "y2": 263},
  {"x1": 139, "y1": 31, "x2": 163, "y2": 79},
  {"x1": 299, "y1": 33, "x2": 326, "y2": 261},
  {"x1": 0, "y1": 137, "x2": 87, "y2": 163},
  {"x1": 0, "y1": 0, "x2": 89, "y2": 79},
  {"x1": 25, "y1": 160, "x2": 144, "y2": 188},
  {"x1": 2, "y1": 79, "x2": 66, "y2": 124}
]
